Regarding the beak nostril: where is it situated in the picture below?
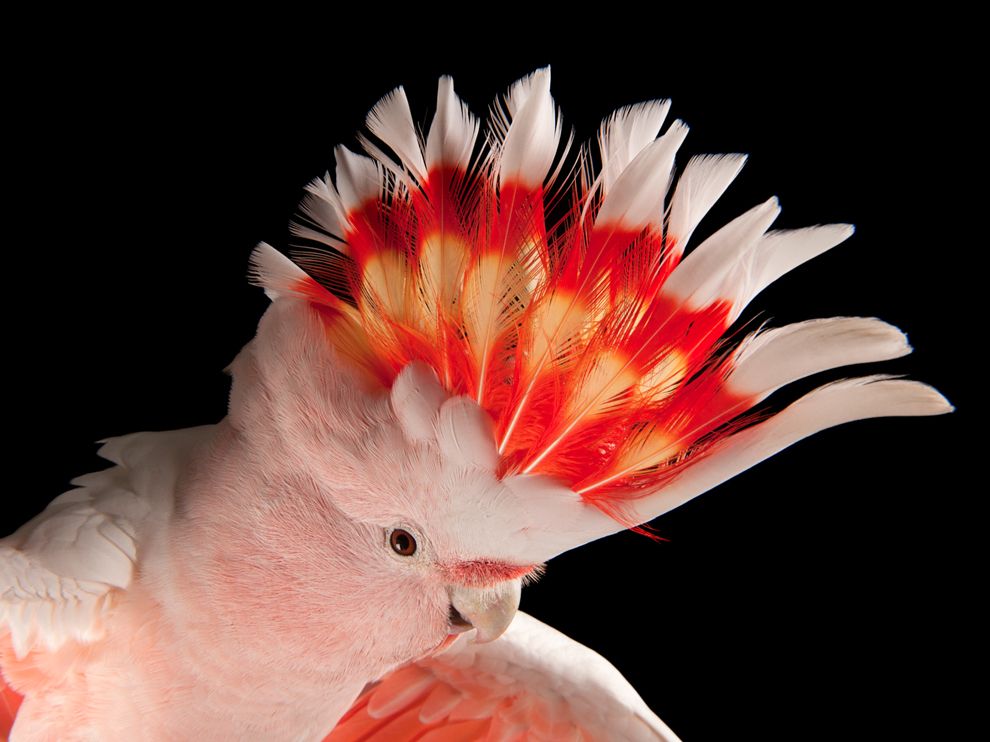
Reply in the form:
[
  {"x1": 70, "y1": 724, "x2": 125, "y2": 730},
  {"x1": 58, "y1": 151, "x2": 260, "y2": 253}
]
[{"x1": 448, "y1": 604, "x2": 473, "y2": 631}]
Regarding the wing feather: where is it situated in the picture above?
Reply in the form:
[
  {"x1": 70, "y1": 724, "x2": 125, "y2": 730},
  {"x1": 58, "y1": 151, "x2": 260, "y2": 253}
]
[
  {"x1": 0, "y1": 425, "x2": 215, "y2": 732},
  {"x1": 325, "y1": 611, "x2": 680, "y2": 741}
]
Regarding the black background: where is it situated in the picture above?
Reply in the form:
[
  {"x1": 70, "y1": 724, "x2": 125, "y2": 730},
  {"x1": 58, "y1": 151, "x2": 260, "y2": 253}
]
[{"x1": 5, "y1": 27, "x2": 975, "y2": 741}]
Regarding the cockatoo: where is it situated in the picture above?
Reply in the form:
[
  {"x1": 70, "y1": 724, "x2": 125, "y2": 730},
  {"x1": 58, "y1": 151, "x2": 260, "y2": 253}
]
[{"x1": 0, "y1": 67, "x2": 952, "y2": 740}]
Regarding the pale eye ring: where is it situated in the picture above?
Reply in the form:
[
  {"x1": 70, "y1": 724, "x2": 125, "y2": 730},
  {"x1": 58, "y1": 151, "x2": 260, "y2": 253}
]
[{"x1": 389, "y1": 528, "x2": 417, "y2": 557}]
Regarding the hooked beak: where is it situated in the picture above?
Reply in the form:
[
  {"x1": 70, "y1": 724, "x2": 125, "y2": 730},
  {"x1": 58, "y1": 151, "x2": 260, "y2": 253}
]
[{"x1": 447, "y1": 579, "x2": 521, "y2": 643}]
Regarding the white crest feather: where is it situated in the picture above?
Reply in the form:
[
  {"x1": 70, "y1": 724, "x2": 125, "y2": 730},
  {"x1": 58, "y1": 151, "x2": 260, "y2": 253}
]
[
  {"x1": 334, "y1": 144, "x2": 383, "y2": 215},
  {"x1": 435, "y1": 396, "x2": 499, "y2": 471},
  {"x1": 426, "y1": 76, "x2": 479, "y2": 172},
  {"x1": 722, "y1": 224, "x2": 856, "y2": 320},
  {"x1": 289, "y1": 172, "x2": 349, "y2": 251},
  {"x1": 365, "y1": 86, "x2": 429, "y2": 183},
  {"x1": 667, "y1": 154, "x2": 748, "y2": 254},
  {"x1": 496, "y1": 67, "x2": 562, "y2": 189},
  {"x1": 614, "y1": 376, "x2": 954, "y2": 527},
  {"x1": 598, "y1": 100, "x2": 671, "y2": 195},
  {"x1": 728, "y1": 317, "x2": 912, "y2": 401},
  {"x1": 594, "y1": 119, "x2": 689, "y2": 231},
  {"x1": 661, "y1": 196, "x2": 781, "y2": 308},
  {"x1": 391, "y1": 361, "x2": 449, "y2": 443},
  {"x1": 248, "y1": 242, "x2": 310, "y2": 301}
]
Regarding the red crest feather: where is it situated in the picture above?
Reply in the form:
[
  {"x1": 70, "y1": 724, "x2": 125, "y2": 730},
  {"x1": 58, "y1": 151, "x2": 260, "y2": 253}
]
[{"x1": 248, "y1": 68, "x2": 932, "y2": 519}]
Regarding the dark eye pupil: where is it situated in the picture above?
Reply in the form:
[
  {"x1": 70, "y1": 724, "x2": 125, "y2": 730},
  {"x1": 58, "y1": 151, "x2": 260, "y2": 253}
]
[{"x1": 390, "y1": 529, "x2": 416, "y2": 556}]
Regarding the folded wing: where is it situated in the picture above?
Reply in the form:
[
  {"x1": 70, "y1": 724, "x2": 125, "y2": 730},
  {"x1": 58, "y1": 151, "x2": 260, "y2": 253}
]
[{"x1": 0, "y1": 425, "x2": 214, "y2": 737}]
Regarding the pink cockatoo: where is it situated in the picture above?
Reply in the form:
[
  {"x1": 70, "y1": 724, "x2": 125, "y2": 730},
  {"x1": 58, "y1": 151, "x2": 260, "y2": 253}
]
[{"x1": 0, "y1": 68, "x2": 952, "y2": 740}]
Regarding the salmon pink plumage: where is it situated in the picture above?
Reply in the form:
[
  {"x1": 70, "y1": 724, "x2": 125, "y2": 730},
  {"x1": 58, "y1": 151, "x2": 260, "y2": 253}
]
[{"x1": 0, "y1": 67, "x2": 951, "y2": 740}]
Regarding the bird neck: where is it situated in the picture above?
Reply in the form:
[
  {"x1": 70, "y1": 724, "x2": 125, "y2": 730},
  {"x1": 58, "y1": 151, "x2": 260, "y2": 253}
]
[{"x1": 152, "y1": 416, "x2": 384, "y2": 734}]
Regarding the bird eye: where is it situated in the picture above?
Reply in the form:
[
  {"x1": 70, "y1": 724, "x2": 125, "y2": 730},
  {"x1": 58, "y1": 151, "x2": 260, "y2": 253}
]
[{"x1": 389, "y1": 528, "x2": 417, "y2": 556}]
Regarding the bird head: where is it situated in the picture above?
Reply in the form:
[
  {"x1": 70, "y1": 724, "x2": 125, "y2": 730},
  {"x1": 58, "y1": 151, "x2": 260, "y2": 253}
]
[
  {"x1": 219, "y1": 294, "x2": 618, "y2": 667},
  {"x1": 203, "y1": 68, "x2": 950, "y2": 676}
]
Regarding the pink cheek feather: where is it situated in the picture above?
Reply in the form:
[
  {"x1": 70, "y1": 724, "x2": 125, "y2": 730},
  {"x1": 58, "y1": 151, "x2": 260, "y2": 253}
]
[{"x1": 441, "y1": 561, "x2": 537, "y2": 589}]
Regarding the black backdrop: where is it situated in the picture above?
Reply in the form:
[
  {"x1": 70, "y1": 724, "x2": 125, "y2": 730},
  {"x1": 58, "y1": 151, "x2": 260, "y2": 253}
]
[{"x1": 4, "y1": 29, "x2": 973, "y2": 741}]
